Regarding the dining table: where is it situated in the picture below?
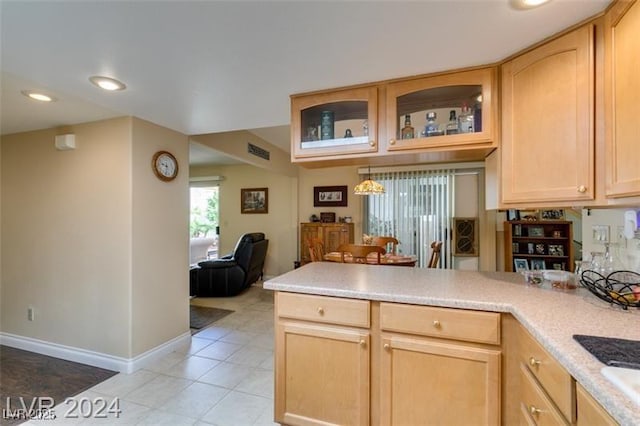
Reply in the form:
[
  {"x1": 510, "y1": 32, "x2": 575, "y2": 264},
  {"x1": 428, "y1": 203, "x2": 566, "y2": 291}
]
[{"x1": 323, "y1": 251, "x2": 417, "y2": 267}]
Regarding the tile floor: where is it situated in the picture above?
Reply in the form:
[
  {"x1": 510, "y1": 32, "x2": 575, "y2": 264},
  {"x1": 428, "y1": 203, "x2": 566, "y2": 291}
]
[{"x1": 27, "y1": 284, "x2": 275, "y2": 425}]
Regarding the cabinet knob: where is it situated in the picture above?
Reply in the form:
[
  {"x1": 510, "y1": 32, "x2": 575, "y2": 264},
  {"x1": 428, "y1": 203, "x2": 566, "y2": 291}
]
[
  {"x1": 433, "y1": 320, "x2": 441, "y2": 328},
  {"x1": 529, "y1": 357, "x2": 541, "y2": 367},
  {"x1": 383, "y1": 343, "x2": 390, "y2": 350},
  {"x1": 359, "y1": 340, "x2": 366, "y2": 347},
  {"x1": 369, "y1": 140, "x2": 376, "y2": 147},
  {"x1": 578, "y1": 185, "x2": 587, "y2": 193},
  {"x1": 317, "y1": 307, "x2": 324, "y2": 315},
  {"x1": 529, "y1": 405, "x2": 541, "y2": 416},
  {"x1": 389, "y1": 139, "x2": 396, "y2": 146}
]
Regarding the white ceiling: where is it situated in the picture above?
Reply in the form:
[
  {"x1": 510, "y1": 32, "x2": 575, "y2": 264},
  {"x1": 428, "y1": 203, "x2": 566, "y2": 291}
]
[{"x1": 1, "y1": 0, "x2": 610, "y2": 165}]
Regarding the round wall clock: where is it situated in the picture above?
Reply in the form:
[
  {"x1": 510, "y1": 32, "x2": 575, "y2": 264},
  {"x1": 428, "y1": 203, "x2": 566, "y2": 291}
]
[{"x1": 152, "y1": 150, "x2": 178, "y2": 182}]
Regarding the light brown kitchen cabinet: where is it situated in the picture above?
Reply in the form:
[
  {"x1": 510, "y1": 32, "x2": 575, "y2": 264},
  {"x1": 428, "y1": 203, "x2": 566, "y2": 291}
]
[
  {"x1": 299, "y1": 222, "x2": 354, "y2": 264},
  {"x1": 604, "y1": 0, "x2": 640, "y2": 198},
  {"x1": 290, "y1": 86, "x2": 378, "y2": 161},
  {"x1": 576, "y1": 382, "x2": 618, "y2": 425},
  {"x1": 515, "y1": 319, "x2": 576, "y2": 425},
  {"x1": 501, "y1": 24, "x2": 595, "y2": 205},
  {"x1": 379, "y1": 303, "x2": 501, "y2": 426},
  {"x1": 385, "y1": 67, "x2": 497, "y2": 154},
  {"x1": 290, "y1": 67, "x2": 498, "y2": 166},
  {"x1": 274, "y1": 293, "x2": 370, "y2": 426}
]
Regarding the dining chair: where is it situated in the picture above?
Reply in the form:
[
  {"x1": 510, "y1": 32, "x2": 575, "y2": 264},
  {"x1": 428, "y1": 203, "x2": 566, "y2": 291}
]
[
  {"x1": 371, "y1": 236, "x2": 399, "y2": 255},
  {"x1": 428, "y1": 241, "x2": 443, "y2": 268},
  {"x1": 307, "y1": 238, "x2": 325, "y2": 262},
  {"x1": 337, "y1": 244, "x2": 386, "y2": 264}
]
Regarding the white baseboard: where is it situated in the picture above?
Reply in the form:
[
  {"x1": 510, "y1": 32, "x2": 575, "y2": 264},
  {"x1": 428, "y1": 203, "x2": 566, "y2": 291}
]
[{"x1": 0, "y1": 331, "x2": 191, "y2": 374}]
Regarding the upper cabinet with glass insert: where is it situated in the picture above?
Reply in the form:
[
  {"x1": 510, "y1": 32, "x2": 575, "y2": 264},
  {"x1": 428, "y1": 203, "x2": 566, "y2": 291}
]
[
  {"x1": 385, "y1": 68, "x2": 497, "y2": 152},
  {"x1": 291, "y1": 86, "x2": 378, "y2": 160}
]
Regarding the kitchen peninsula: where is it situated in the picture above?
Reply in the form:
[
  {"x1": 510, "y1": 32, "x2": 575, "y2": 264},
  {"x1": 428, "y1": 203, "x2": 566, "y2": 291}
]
[{"x1": 264, "y1": 263, "x2": 640, "y2": 425}]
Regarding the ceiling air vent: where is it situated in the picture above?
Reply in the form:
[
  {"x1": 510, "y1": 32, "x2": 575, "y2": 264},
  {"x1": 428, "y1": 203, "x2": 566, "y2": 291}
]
[{"x1": 248, "y1": 143, "x2": 270, "y2": 161}]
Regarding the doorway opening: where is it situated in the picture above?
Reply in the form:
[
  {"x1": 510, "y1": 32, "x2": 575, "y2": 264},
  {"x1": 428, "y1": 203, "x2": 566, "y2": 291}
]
[{"x1": 190, "y1": 187, "x2": 219, "y2": 261}]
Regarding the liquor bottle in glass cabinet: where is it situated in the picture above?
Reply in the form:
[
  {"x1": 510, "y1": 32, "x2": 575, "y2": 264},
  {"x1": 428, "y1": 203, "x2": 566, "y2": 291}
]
[
  {"x1": 458, "y1": 103, "x2": 475, "y2": 133},
  {"x1": 445, "y1": 110, "x2": 459, "y2": 135},
  {"x1": 401, "y1": 114, "x2": 415, "y2": 139},
  {"x1": 424, "y1": 111, "x2": 441, "y2": 137}
]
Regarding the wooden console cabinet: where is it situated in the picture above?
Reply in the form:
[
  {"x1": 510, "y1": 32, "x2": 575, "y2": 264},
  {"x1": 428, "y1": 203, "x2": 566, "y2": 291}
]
[{"x1": 300, "y1": 222, "x2": 354, "y2": 264}]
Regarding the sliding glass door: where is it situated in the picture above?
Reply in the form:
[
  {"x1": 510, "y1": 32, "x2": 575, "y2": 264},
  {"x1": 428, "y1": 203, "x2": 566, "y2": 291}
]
[{"x1": 364, "y1": 169, "x2": 453, "y2": 268}]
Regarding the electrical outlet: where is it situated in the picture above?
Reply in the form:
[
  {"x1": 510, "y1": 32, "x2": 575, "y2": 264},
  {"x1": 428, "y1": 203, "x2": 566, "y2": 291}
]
[
  {"x1": 27, "y1": 307, "x2": 34, "y2": 321},
  {"x1": 591, "y1": 225, "x2": 610, "y2": 243}
]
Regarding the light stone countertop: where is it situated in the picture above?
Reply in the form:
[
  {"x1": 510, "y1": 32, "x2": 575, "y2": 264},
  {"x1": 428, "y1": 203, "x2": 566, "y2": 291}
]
[{"x1": 264, "y1": 262, "x2": 640, "y2": 426}]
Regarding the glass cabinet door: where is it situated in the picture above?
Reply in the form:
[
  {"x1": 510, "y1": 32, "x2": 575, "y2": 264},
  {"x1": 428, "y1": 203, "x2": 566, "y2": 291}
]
[
  {"x1": 291, "y1": 86, "x2": 378, "y2": 159},
  {"x1": 385, "y1": 68, "x2": 496, "y2": 151}
]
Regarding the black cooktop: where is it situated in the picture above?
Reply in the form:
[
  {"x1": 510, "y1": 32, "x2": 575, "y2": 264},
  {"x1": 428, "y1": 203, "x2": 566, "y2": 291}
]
[{"x1": 573, "y1": 335, "x2": 640, "y2": 370}]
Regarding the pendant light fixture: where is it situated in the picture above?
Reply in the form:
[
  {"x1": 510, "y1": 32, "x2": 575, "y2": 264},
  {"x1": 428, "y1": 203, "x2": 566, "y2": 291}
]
[{"x1": 354, "y1": 166, "x2": 385, "y2": 195}]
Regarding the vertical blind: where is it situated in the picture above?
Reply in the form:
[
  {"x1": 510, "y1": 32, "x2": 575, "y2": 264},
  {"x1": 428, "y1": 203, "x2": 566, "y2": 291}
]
[{"x1": 363, "y1": 169, "x2": 454, "y2": 268}]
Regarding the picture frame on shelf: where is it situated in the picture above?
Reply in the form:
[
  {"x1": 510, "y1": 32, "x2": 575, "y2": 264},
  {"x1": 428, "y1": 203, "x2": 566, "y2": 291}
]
[
  {"x1": 320, "y1": 212, "x2": 336, "y2": 223},
  {"x1": 548, "y1": 244, "x2": 564, "y2": 256},
  {"x1": 314, "y1": 185, "x2": 348, "y2": 207},
  {"x1": 539, "y1": 209, "x2": 565, "y2": 220},
  {"x1": 528, "y1": 226, "x2": 545, "y2": 237},
  {"x1": 506, "y1": 209, "x2": 520, "y2": 221},
  {"x1": 530, "y1": 259, "x2": 546, "y2": 270},
  {"x1": 535, "y1": 243, "x2": 546, "y2": 255},
  {"x1": 519, "y1": 210, "x2": 539, "y2": 221},
  {"x1": 240, "y1": 187, "x2": 268, "y2": 214},
  {"x1": 514, "y1": 258, "x2": 529, "y2": 272}
]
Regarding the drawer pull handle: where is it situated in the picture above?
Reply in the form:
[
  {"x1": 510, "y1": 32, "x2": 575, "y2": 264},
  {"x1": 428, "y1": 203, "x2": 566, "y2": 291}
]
[
  {"x1": 383, "y1": 343, "x2": 390, "y2": 350},
  {"x1": 317, "y1": 307, "x2": 324, "y2": 315},
  {"x1": 433, "y1": 320, "x2": 441, "y2": 328},
  {"x1": 389, "y1": 139, "x2": 396, "y2": 146},
  {"x1": 359, "y1": 340, "x2": 366, "y2": 347},
  {"x1": 529, "y1": 357, "x2": 541, "y2": 367},
  {"x1": 529, "y1": 405, "x2": 541, "y2": 416}
]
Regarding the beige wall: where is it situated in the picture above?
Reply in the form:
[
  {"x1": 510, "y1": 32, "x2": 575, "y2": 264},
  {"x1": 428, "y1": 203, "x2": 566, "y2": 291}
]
[
  {"x1": 131, "y1": 118, "x2": 190, "y2": 355},
  {"x1": 1, "y1": 119, "x2": 133, "y2": 356},
  {"x1": 191, "y1": 164, "x2": 298, "y2": 277},
  {"x1": 190, "y1": 131, "x2": 297, "y2": 178},
  {"x1": 1, "y1": 117, "x2": 189, "y2": 359}
]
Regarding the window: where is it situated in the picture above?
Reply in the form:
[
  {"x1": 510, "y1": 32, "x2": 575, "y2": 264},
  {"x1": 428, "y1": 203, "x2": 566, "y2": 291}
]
[{"x1": 363, "y1": 169, "x2": 454, "y2": 268}]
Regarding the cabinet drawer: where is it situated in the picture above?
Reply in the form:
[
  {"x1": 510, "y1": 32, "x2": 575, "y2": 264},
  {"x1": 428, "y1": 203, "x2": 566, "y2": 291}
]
[
  {"x1": 379, "y1": 303, "x2": 500, "y2": 344},
  {"x1": 277, "y1": 292, "x2": 370, "y2": 328},
  {"x1": 518, "y1": 329, "x2": 575, "y2": 423},
  {"x1": 520, "y1": 364, "x2": 570, "y2": 426}
]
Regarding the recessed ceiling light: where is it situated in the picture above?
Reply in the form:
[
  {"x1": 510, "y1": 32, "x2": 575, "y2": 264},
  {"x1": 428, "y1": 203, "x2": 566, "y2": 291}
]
[
  {"x1": 89, "y1": 76, "x2": 126, "y2": 91},
  {"x1": 510, "y1": 0, "x2": 551, "y2": 9},
  {"x1": 21, "y1": 90, "x2": 57, "y2": 102}
]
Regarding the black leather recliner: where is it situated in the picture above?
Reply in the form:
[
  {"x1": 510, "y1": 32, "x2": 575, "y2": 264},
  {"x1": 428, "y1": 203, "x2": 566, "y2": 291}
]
[{"x1": 190, "y1": 232, "x2": 269, "y2": 297}]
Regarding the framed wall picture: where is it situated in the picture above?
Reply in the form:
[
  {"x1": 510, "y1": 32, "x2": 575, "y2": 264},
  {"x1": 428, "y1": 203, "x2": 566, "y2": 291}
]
[
  {"x1": 514, "y1": 258, "x2": 529, "y2": 272},
  {"x1": 539, "y1": 209, "x2": 565, "y2": 220},
  {"x1": 241, "y1": 187, "x2": 268, "y2": 214},
  {"x1": 314, "y1": 186, "x2": 348, "y2": 207}
]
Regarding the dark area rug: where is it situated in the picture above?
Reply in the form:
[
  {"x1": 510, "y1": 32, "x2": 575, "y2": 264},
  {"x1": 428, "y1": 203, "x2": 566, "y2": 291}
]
[
  {"x1": 0, "y1": 345, "x2": 117, "y2": 425},
  {"x1": 190, "y1": 305, "x2": 234, "y2": 330}
]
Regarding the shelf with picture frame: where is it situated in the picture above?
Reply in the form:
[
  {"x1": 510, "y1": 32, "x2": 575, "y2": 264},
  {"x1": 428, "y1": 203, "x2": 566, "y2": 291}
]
[{"x1": 504, "y1": 220, "x2": 574, "y2": 273}]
